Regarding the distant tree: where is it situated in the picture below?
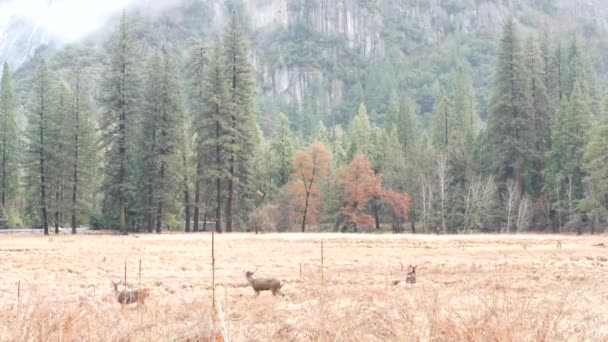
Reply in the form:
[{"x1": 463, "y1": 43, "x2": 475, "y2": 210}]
[
  {"x1": 287, "y1": 141, "x2": 331, "y2": 232},
  {"x1": 545, "y1": 83, "x2": 590, "y2": 230},
  {"x1": 431, "y1": 87, "x2": 455, "y2": 151},
  {"x1": 487, "y1": 18, "x2": 533, "y2": 195},
  {"x1": 271, "y1": 113, "x2": 295, "y2": 187},
  {"x1": 99, "y1": 12, "x2": 140, "y2": 233},
  {"x1": 66, "y1": 62, "x2": 97, "y2": 234},
  {"x1": 398, "y1": 96, "x2": 420, "y2": 153},
  {"x1": 49, "y1": 84, "x2": 71, "y2": 234},
  {"x1": 525, "y1": 37, "x2": 552, "y2": 196},
  {"x1": 0, "y1": 63, "x2": 18, "y2": 213},
  {"x1": 581, "y1": 103, "x2": 608, "y2": 233},
  {"x1": 140, "y1": 53, "x2": 182, "y2": 233},
  {"x1": 188, "y1": 40, "x2": 209, "y2": 233},
  {"x1": 197, "y1": 40, "x2": 229, "y2": 234},
  {"x1": 347, "y1": 103, "x2": 373, "y2": 161},
  {"x1": 380, "y1": 189, "x2": 411, "y2": 233},
  {"x1": 26, "y1": 60, "x2": 55, "y2": 235},
  {"x1": 223, "y1": 13, "x2": 257, "y2": 232},
  {"x1": 336, "y1": 154, "x2": 382, "y2": 232}
]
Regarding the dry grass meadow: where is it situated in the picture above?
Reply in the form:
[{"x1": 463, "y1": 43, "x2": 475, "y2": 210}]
[{"x1": 1, "y1": 233, "x2": 608, "y2": 341}]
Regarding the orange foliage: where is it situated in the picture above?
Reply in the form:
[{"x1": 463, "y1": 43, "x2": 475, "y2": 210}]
[
  {"x1": 381, "y1": 189, "x2": 411, "y2": 221},
  {"x1": 286, "y1": 142, "x2": 332, "y2": 231},
  {"x1": 337, "y1": 154, "x2": 382, "y2": 227}
]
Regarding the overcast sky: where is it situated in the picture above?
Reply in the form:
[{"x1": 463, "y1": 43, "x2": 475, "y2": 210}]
[{"x1": 0, "y1": 0, "x2": 138, "y2": 42}]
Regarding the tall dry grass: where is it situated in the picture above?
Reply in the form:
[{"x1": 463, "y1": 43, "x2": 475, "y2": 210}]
[{"x1": 0, "y1": 233, "x2": 607, "y2": 341}]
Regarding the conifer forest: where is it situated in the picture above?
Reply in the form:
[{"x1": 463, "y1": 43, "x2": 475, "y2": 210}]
[{"x1": 1, "y1": 1, "x2": 607, "y2": 236}]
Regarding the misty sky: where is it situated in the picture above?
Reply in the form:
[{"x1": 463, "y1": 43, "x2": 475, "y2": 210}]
[{"x1": 0, "y1": 0, "x2": 137, "y2": 42}]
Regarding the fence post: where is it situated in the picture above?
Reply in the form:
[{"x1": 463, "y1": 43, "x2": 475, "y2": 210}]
[
  {"x1": 124, "y1": 259, "x2": 127, "y2": 294},
  {"x1": 321, "y1": 241, "x2": 324, "y2": 286},
  {"x1": 17, "y1": 280, "x2": 20, "y2": 313}
]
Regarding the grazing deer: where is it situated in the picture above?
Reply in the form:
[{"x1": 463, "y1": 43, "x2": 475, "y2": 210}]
[
  {"x1": 406, "y1": 265, "x2": 417, "y2": 284},
  {"x1": 245, "y1": 271, "x2": 284, "y2": 296},
  {"x1": 111, "y1": 281, "x2": 151, "y2": 305}
]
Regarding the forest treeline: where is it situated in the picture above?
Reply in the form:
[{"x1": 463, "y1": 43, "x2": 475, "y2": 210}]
[{"x1": 0, "y1": 14, "x2": 606, "y2": 235}]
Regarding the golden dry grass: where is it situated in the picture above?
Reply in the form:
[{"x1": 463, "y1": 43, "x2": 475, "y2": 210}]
[{"x1": 1, "y1": 233, "x2": 608, "y2": 341}]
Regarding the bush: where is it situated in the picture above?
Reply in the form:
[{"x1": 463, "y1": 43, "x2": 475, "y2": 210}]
[{"x1": 247, "y1": 203, "x2": 279, "y2": 233}]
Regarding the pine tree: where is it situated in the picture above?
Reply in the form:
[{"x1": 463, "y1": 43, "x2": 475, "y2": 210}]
[
  {"x1": 99, "y1": 12, "x2": 140, "y2": 233},
  {"x1": 189, "y1": 41, "x2": 209, "y2": 233},
  {"x1": 26, "y1": 60, "x2": 55, "y2": 235},
  {"x1": 49, "y1": 84, "x2": 71, "y2": 233},
  {"x1": 154, "y1": 57, "x2": 182, "y2": 233},
  {"x1": 525, "y1": 37, "x2": 552, "y2": 196},
  {"x1": 545, "y1": 82, "x2": 590, "y2": 228},
  {"x1": 452, "y1": 64, "x2": 479, "y2": 140},
  {"x1": 0, "y1": 63, "x2": 18, "y2": 213},
  {"x1": 197, "y1": 40, "x2": 229, "y2": 234},
  {"x1": 487, "y1": 18, "x2": 533, "y2": 195},
  {"x1": 547, "y1": 41, "x2": 566, "y2": 104},
  {"x1": 430, "y1": 87, "x2": 454, "y2": 151},
  {"x1": 271, "y1": 113, "x2": 294, "y2": 187},
  {"x1": 140, "y1": 53, "x2": 165, "y2": 233},
  {"x1": 139, "y1": 53, "x2": 182, "y2": 233},
  {"x1": 385, "y1": 96, "x2": 418, "y2": 154},
  {"x1": 347, "y1": 103, "x2": 374, "y2": 160},
  {"x1": 66, "y1": 62, "x2": 97, "y2": 234},
  {"x1": 223, "y1": 14, "x2": 257, "y2": 232},
  {"x1": 582, "y1": 103, "x2": 608, "y2": 232}
]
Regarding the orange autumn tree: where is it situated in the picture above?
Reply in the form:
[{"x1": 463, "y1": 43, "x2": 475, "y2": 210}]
[
  {"x1": 337, "y1": 154, "x2": 411, "y2": 232},
  {"x1": 337, "y1": 154, "x2": 382, "y2": 231},
  {"x1": 381, "y1": 189, "x2": 411, "y2": 233},
  {"x1": 286, "y1": 141, "x2": 331, "y2": 232}
]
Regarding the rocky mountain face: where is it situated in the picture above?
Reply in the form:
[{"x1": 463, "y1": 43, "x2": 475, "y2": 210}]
[{"x1": 3, "y1": 0, "x2": 608, "y2": 119}]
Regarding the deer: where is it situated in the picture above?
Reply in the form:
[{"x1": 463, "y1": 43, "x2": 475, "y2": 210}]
[
  {"x1": 406, "y1": 265, "x2": 417, "y2": 284},
  {"x1": 245, "y1": 271, "x2": 284, "y2": 296},
  {"x1": 111, "y1": 281, "x2": 151, "y2": 305}
]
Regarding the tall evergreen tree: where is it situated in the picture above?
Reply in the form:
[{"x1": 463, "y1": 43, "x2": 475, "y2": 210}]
[
  {"x1": 487, "y1": 18, "x2": 533, "y2": 195},
  {"x1": 189, "y1": 40, "x2": 209, "y2": 233},
  {"x1": 223, "y1": 14, "x2": 257, "y2": 232},
  {"x1": 545, "y1": 82, "x2": 590, "y2": 228},
  {"x1": 99, "y1": 12, "x2": 140, "y2": 233},
  {"x1": 67, "y1": 63, "x2": 97, "y2": 234},
  {"x1": 525, "y1": 37, "x2": 552, "y2": 196},
  {"x1": 347, "y1": 103, "x2": 373, "y2": 161},
  {"x1": 271, "y1": 112, "x2": 294, "y2": 187},
  {"x1": 0, "y1": 63, "x2": 18, "y2": 212},
  {"x1": 155, "y1": 57, "x2": 182, "y2": 233},
  {"x1": 198, "y1": 40, "x2": 230, "y2": 234},
  {"x1": 582, "y1": 102, "x2": 608, "y2": 231},
  {"x1": 139, "y1": 53, "x2": 182, "y2": 233},
  {"x1": 140, "y1": 54, "x2": 164, "y2": 233},
  {"x1": 49, "y1": 84, "x2": 71, "y2": 233},
  {"x1": 26, "y1": 60, "x2": 55, "y2": 235},
  {"x1": 431, "y1": 87, "x2": 454, "y2": 151},
  {"x1": 385, "y1": 96, "x2": 418, "y2": 154}
]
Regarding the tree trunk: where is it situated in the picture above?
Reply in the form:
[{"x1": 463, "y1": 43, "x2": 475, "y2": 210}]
[
  {"x1": 183, "y1": 174, "x2": 191, "y2": 233},
  {"x1": 156, "y1": 163, "x2": 165, "y2": 234},
  {"x1": 193, "y1": 158, "x2": 201, "y2": 232},
  {"x1": 301, "y1": 190, "x2": 311, "y2": 233},
  {"x1": 1, "y1": 138, "x2": 6, "y2": 209},
  {"x1": 215, "y1": 119, "x2": 222, "y2": 234},
  {"x1": 226, "y1": 162, "x2": 234, "y2": 233},
  {"x1": 40, "y1": 113, "x2": 49, "y2": 235},
  {"x1": 71, "y1": 129, "x2": 79, "y2": 234},
  {"x1": 54, "y1": 190, "x2": 60, "y2": 234},
  {"x1": 146, "y1": 189, "x2": 153, "y2": 233}
]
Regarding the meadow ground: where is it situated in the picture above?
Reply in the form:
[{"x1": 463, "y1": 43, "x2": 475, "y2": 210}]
[{"x1": 1, "y1": 233, "x2": 608, "y2": 341}]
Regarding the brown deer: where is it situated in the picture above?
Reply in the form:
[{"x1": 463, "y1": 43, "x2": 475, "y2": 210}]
[
  {"x1": 406, "y1": 265, "x2": 417, "y2": 284},
  {"x1": 111, "y1": 281, "x2": 151, "y2": 305},
  {"x1": 245, "y1": 271, "x2": 284, "y2": 296}
]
